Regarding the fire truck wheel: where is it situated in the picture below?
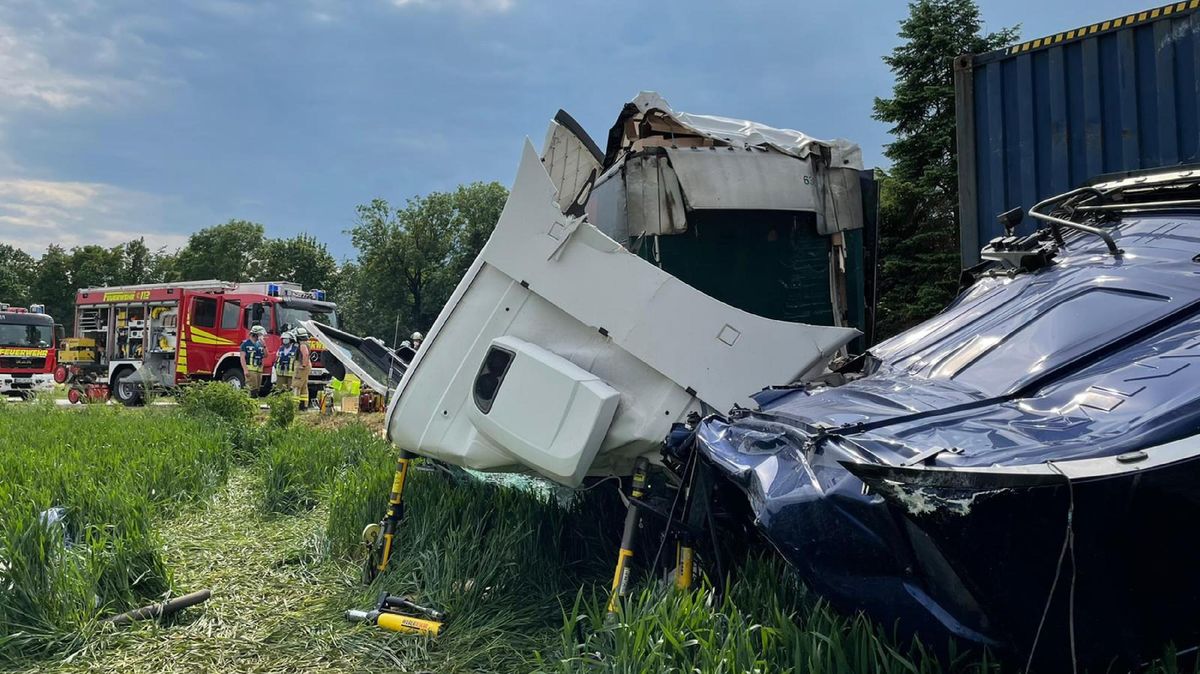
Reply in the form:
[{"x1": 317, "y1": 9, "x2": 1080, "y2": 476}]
[
  {"x1": 67, "y1": 388, "x2": 81, "y2": 404},
  {"x1": 112, "y1": 369, "x2": 144, "y2": 407},
  {"x1": 53, "y1": 364, "x2": 70, "y2": 384},
  {"x1": 219, "y1": 367, "x2": 246, "y2": 390}
]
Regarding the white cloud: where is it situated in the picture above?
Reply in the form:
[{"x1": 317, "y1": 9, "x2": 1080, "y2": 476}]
[
  {"x1": 0, "y1": 4, "x2": 183, "y2": 255},
  {"x1": 0, "y1": 28, "x2": 106, "y2": 110},
  {"x1": 0, "y1": 179, "x2": 186, "y2": 253},
  {"x1": 389, "y1": 0, "x2": 516, "y2": 14}
]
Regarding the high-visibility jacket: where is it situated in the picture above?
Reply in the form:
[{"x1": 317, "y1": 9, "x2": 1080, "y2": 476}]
[{"x1": 240, "y1": 338, "x2": 265, "y2": 370}]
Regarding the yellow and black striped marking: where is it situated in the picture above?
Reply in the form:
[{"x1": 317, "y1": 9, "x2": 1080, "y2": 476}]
[{"x1": 1007, "y1": 0, "x2": 1199, "y2": 55}]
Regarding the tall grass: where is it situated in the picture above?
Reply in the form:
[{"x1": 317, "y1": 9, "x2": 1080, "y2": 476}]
[
  {"x1": 322, "y1": 440, "x2": 628, "y2": 671},
  {"x1": 542, "y1": 554, "x2": 999, "y2": 673},
  {"x1": 258, "y1": 424, "x2": 382, "y2": 513},
  {"x1": 321, "y1": 439, "x2": 1004, "y2": 672},
  {"x1": 0, "y1": 405, "x2": 231, "y2": 663}
]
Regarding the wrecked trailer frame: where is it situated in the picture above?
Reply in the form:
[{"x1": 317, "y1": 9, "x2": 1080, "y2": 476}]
[{"x1": 690, "y1": 166, "x2": 1200, "y2": 667}]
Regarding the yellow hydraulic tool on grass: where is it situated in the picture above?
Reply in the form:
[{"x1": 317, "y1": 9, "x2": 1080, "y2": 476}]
[{"x1": 345, "y1": 592, "x2": 446, "y2": 637}]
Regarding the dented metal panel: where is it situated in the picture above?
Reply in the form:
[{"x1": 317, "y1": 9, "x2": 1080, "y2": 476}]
[{"x1": 664, "y1": 147, "x2": 819, "y2": 212}]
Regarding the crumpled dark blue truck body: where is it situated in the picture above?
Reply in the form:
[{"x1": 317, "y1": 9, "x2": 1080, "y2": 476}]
[{"x1": 695, "y1": 209, "x2": 1200, "y2": 665}]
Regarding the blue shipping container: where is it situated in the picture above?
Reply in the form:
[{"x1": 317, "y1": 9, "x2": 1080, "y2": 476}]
[{"x1": 955, "y1": 1, "x2": 1200, "y2": 265}]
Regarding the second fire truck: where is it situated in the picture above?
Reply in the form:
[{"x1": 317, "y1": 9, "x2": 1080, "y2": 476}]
[
  {"x1": 63, "y1": 280, "x2": 341, "y2": 405},
  {"x1": 0, "y1": 303, "x2": 58, "y2": 399}
]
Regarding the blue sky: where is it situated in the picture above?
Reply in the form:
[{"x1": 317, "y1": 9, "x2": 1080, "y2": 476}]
[{"x1": 0, "y1": 0, "x2": 1152, "y2": 260}]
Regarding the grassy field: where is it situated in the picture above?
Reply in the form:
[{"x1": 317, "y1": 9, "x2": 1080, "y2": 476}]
[{"x1": 1, "y1": 385, "x2": 1197, "y2": 672}]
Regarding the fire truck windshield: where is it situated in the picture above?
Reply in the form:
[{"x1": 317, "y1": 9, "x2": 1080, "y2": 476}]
[
  {"x1": 0, "y1": 323, "x2": 53, "y2": 348},
  {"x1": 275, "y1": 302, "x2": 339, "y2": 334}
]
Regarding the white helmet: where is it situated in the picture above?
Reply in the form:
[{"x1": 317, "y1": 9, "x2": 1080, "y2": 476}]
[
  {"x1": 295, "y1": 327, "x2": 309, "y2": 340},
  {"x1": 411, "y1": 332, "x2": 423, "y2": 341},
  {"x1": 250, "y1": 325, "x2": 266, "y2": 336},
  {"x1": 281, "y1": 331, "x2": 295, "y2": 343}
]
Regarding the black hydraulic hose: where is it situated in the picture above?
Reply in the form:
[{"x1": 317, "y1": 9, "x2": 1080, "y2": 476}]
[{"x1": 102, "y1": 589, "x2": 212, "y2": 626}]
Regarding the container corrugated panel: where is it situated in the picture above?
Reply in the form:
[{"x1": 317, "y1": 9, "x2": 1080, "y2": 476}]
[{"x1": 955, "y1": 1, "x2": 1200, "y2": 265}]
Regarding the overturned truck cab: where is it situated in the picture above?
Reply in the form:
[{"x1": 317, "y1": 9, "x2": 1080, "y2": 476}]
[
  {"x1": 383, "y1": 93, "x2": 870, "y2": 486},
  {"x1": 692, "y1": 167, "x2": 1200, "y2": 666}
]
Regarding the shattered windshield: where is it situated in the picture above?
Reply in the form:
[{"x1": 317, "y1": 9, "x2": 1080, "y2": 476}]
[
  {"x1": 0, "y1": 323, "x2": 53, "y2": 348},
  {"x1": 275, "y1": 303, "x2": 339, "y2": 334}
]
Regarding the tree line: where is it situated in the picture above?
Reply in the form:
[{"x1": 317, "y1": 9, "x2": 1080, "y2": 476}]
[{"x1": 0, "y1": 181, "x2": 507, "y2": 345}]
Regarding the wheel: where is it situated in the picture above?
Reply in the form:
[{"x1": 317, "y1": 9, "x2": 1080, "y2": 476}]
[
  {"x1": 53, "y1": 364, "x2": 70, "y2": 384},
  {"x1": 67, "y1": 388, "x2": 81, "y2": 404},
  {"x1": 112, "y1": 369, "x2": 144, "y2": 407},
  {"x1": 219, "y1": 367, "x2": 246, "y2": 389}
]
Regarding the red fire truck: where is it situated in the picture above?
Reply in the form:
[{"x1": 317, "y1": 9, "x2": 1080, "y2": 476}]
[
  {"x1": 67, "y1": 280, "x2": 341, "y2": 405},
  {"x1": 0, "y1": 303, "x2": 57, "y2": 399}
]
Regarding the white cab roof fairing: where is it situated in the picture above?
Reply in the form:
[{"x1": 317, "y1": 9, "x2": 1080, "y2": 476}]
[{"x1": 385, "y1": 140, "x2": 859, "y2": 485}]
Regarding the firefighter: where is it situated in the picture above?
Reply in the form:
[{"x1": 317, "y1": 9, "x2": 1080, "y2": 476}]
[
  {"x1": 411, "y1": 332, "x2": 424, "y2": 350},
  {"x1": 293, "y1": 326, "x2": 312, "y2": 409},
  {"x1": 274, "y1": 331, "x2": 296, "y2": 394},
  {"x1": 239, "y1": 325, "x2": 267, "y2": 396}
]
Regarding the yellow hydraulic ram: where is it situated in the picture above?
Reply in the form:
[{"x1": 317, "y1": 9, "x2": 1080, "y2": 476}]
[
  {"x1": 362, "y1": 449, "x2": 414, "y2": 583},
  {"x1": 346, "y1": 592, "x2": 446, "y2": 637},
  {"x1": 607, "y1": 456, "x2": 650, "y2": 616}
]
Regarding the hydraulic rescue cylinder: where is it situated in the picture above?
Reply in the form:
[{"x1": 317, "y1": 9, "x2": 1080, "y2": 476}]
[
  {"x1": 674, "y1": 538, "x2": 694, "y2": 590},
  {"x1": 378, "y1": 450, "x2": 413, "y2": 572},
  {"x1": 607, "y1": 456, "x2": 650, "y2": 616},
  {"x1": 345, "y1": 609, "x2": 442, "y2": 637},
  {"x1": 363, "y1": 449, "x2": 415, "y2": 583}
]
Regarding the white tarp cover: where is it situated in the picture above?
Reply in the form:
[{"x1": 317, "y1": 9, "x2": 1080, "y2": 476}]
[{"x1": 629, "y1": 91, "x2": 863, "y2": 170}]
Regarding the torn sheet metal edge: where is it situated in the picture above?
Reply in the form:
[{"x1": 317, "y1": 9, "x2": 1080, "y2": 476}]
[{"x1": 627, "y1": 91, "x2": 863, "y2": 170}]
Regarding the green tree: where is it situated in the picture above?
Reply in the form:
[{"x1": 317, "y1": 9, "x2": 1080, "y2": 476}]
[
  {"x1": 0, "y1": 245, "x2": 34, "y2": 307},
  {"x1": 31, "y1": 245, "x2": 74, "y2": 322},
  {"x1": 344, "y1": 182, "x2": 507, "y2": 340},
  {"x1": 175, "y1": 219, "x2": 265, "y2": 282},
  {"x1": 258, "y1": 234, "x2": 339, "y2": 292},
  {"x1": 872, "y1": 0, "x2": 1016, "y2": 337},
  {"x1": 149, "y1": 247, "x2": 180, "y2": 283},
  {"x1": 69, "y1": 245, "x2": 122, "y2": 290},
  {"x1": 112, "y1": 238, "x2": 155, "y2": 285},
  {"x1": 449, "y1": 181, "x2": 508, "y2": 277}
]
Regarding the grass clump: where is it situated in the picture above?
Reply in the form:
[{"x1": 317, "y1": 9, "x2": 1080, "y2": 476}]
[
  {"x1": 266, "y1": 391, "x2": 295, "y2": 428},
  {"x1": 258, "y1": 424, "x2": 380, "y2": 514},
  {"x1": 327, "y1": 448, "x2": 622, "y2": 672},
  {"x1": 178, "y1": 381, "x2": 255, "y2": 427},
  {"x1": 0, "y1": 405, "x2": 231, "y2": 664},
  {"x1": 543, "y1": 555, "x2": 992, "y2": 673}
]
